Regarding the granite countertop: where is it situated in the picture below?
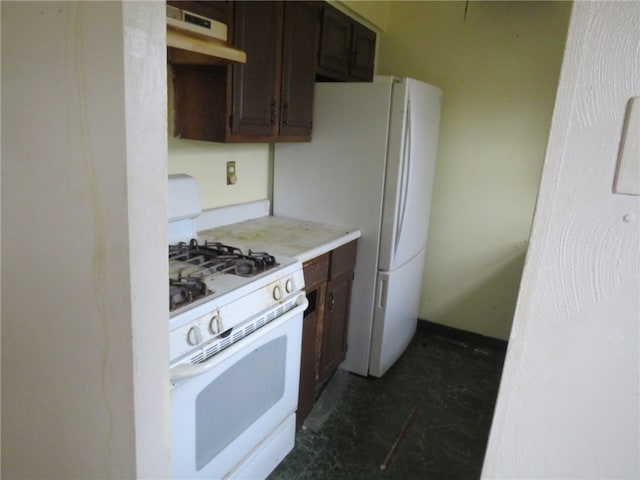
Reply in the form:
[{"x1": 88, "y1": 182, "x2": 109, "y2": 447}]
[{"x1": 198, "y1": 216, "x2": 361, "y2": 263}]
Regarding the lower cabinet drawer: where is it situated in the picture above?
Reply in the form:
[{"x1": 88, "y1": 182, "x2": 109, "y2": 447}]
[
  {"x1": 303, "y1": 253, "x2": 329, "y2": 289},
  {"x1": 329, "y1": 240, "x2": 357, "y2": 280}
]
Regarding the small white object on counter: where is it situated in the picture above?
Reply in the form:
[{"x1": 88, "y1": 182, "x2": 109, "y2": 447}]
[{"x1": 199, "y1": 216, "x2": 361, "y2": 263}]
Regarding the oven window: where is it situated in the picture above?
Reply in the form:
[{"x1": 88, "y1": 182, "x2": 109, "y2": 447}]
[{"x1": 195, "y1": 335, "x2": 287, "y2": 470}]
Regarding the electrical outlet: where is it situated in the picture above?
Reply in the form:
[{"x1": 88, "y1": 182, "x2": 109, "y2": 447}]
[{"x1": 226, "y1": 161, "x2": 237, "y2": 185}]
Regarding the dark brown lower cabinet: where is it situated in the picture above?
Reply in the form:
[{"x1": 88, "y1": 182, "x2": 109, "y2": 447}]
[
  {"x1": 319, "y1": 270, "x2": 352, "y2": 382},
  {"x1": 297, "y1": 305, "x2": 317, "y2": 429},
  {"x1": 297, "y1": 240, "x2": 357, "y2": 429},
  {"x1": 298, "y1": 253, "x2": 328, "y2": 428}
]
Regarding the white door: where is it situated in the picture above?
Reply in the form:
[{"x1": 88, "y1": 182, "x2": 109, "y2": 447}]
[
  {"x1": 378, "y1": 79, "x2": 442, "y2": 271},
  {"x1": 369, "y1": 248, "x2": 426, "y2": 377}
]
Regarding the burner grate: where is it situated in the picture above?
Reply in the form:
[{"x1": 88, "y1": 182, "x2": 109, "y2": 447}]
[
  {"x1": 169, "y1": 239, "x2": 277, "y2": 278},
  {"x1": 168, "y1": 239, "x2": 279, "y2": 311}
]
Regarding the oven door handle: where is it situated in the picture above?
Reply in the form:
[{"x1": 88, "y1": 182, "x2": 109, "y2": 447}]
[{"x1": 170, "y1": 293, "x2": 308, "y2": 382}]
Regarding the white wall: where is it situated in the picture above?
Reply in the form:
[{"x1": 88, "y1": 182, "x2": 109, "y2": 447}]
[
  {"x1": 1, "y1": 2, "x2": 170, "y2": 477},
  {"x1": 482, "y1": 2, "x2": 639, "y2": 478},
  {"x1": 122, "y1": 3, "x2": 172, "y2": 478}
]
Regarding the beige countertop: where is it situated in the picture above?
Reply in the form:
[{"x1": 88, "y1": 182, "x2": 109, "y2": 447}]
[{"x1": 198, "y1": 216, "x2": 361, "y2": 263}]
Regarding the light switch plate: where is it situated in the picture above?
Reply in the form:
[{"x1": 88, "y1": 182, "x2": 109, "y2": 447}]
[{"x1": 614, "y1": 96, "x2": 640, "y2": 196}]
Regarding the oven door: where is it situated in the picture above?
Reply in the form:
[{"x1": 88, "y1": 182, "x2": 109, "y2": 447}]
[{"x1": 170, "y1": 296, "x2": 306, "y2": 479}]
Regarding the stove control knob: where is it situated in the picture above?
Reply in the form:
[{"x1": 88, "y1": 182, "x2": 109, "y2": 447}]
[
  {"x1": 273, "y1": 285, "x2": 282, "y2": 301},
  {"x1": 209, "y1": 315, "x2": 221, "y2": 335},
  {"x1": 186, "y1": 326, "x2": 202, "y2": 346},
  {"x1": 285, "y1": 278, "x2": 294, "y2": 293}
]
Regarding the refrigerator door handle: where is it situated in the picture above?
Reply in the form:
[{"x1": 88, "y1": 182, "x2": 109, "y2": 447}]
[
  {"x1": 377, "y1": 277, "x2": 387, "y2": 309},
  {"x1": 394, "y1": 102, "x2": 412, "y2": 257}
]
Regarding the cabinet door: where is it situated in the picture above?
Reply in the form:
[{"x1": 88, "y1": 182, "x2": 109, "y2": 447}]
[
  {"x1": 230, "y1": 1, "x2": 282, "y2": 137},
  {"x1": 299, "y1": 255, "x2": 329, "y2": 429},
  {"x1": 320, "y1": 272, "x2": 352, "y2": 382},
  {"x1": 298, "y1": 304, "x2": 318, "y2": 429},
  {"x1": 349, "y1": 22, "x2": 376, "y2": 81},
  {"x1": 316, "y1": 3, "x2": 376, "y2": 82},
  {"x1": 317, "y1": 5, "x2": 351, "y2": 81},
  {"x1": 280, "y1": 1, "x2": 317, "y2": 138}
]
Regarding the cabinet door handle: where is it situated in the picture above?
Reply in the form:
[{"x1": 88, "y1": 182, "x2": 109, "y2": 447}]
[
  {"x1": 282, "y1": 102, "x2": 289, "y2": 126},
  {"x1": 270, "y1": 100, "x2": 277, "y2": 126},
  {"x1": 329, "y1": 292, "x2": 335, "y2": 312}
]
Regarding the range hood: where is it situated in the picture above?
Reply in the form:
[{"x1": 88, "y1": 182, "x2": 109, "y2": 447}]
[{"x1": 166, "y1": 5, "x2": 246, "y2": 65}]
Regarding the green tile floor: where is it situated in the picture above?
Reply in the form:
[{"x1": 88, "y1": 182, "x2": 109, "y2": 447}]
[{"x1": 269, "y1": 323, "x2": 506, "y2": 480}]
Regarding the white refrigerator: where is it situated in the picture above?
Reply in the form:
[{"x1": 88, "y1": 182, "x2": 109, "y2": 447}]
[{"x1": 273, "y1": 76, "x2": 442, "y2": 377}]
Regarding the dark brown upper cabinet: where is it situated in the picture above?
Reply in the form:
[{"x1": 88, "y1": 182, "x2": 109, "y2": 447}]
[
  {"x1": 171, "y1": 1, "x2": 318, "y2": 143},
  {"x1": 316, "y1": 3, "x2": 376, "y2": 82},
  {"x1": 228, "y1": 1, "x2": 282, "y2": 138},
  {"x1": 280, "y1": 1, "x2": 319, "y2": 137}
]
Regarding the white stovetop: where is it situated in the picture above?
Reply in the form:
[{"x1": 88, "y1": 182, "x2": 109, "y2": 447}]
[{"x1": 198, "y1": 216, "x2": 361, "y2": 263}]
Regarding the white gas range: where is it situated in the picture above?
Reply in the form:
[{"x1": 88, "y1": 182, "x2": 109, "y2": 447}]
[{"x1": 168, "y1": 174, "x2": 306, "y2": 479}]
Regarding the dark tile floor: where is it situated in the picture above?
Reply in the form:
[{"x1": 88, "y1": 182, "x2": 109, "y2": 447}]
[{"x1": 269, "y1": 323, "x2": 506, "y2": 480}]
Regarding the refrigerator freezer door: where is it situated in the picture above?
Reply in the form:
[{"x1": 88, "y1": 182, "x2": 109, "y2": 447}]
[
  {"x1": 369, "y1": 248, "x2": 426, "y2": 377},
  {"x1": 378, "y1": 79, "x2": 442, "y2": 271}
]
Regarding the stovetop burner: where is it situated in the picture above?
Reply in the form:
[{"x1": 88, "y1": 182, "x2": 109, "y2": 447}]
[
  {"x1": 169, "y1": 239, "x2": 279, "y2": 311},
  {"x1": 169, "y1": 277, "x2": 208, "y2": 311}
]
